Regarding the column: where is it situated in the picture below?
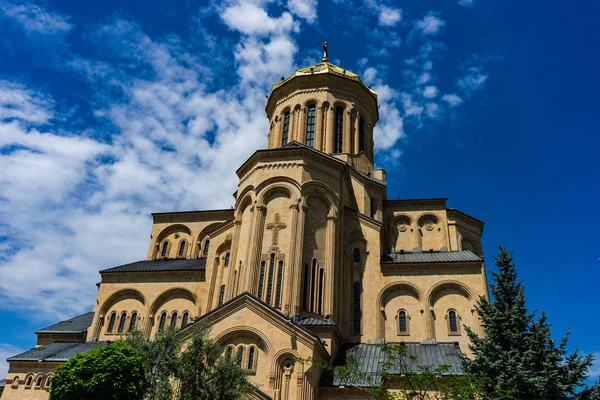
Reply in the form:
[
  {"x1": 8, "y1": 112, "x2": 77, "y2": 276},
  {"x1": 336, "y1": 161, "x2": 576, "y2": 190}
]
[
  {"x1": 283, "y1": 202, "x2": 300, "y2": 314},
  {"x1": 354, "y1": 112, "x2": 360, "y2": 154},
  {"x1": 225, "y1": 219, "x2": 244, "y2": 302},
  {"x1": 343, "y1": 110, "x2": 352, "y2": 153},
  {"x1": 289, "y1": 109, "x2": 297, "y2": 144},
  {"x1": 247, "y1": 205, "x2": 267, "y2": 293},
  {"x1": 326, "y1": 106, "x2": 335, "y2": 153},
  {"x1": 291, "y1": 205, "x2": 307, "y2": 315},
  {"x1": 273, "y1": 116, "x2": 281, "y2": 149},
  {"x1": 314, "y1": 106, "x2": 323, "y2": 151},
  {"x1": 324, "y1": 209, "x2": 338, "y2": 317},
  {"x1": 297, "y1": 107, "x2": 306, "y2": 145}
]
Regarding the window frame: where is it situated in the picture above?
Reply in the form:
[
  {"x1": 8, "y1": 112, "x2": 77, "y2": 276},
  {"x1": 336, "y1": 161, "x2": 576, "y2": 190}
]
[
  {"x1": 107, "y1": 312, "x2": 117, "y2": 333},
  {"x1": 281, "y1": 110, "x2": 291, "y2": 146},
  {"x1": 117, "y1": 312, "x2": 127, "y2": 333},
  {"x1": 447, "y1": 309, "x2": 461, "y2": 335},
  {"x1": 397, "y1": 309, "x2": 410, "y2": 336},
  {"x1": 305, "y1": 103, "x2": 316, "y2": 147}
]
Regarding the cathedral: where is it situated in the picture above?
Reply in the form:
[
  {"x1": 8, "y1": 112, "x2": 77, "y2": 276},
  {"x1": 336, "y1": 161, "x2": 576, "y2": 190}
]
[{"x1": 0, "y1": 51, "x2": 488, "y2": 400}]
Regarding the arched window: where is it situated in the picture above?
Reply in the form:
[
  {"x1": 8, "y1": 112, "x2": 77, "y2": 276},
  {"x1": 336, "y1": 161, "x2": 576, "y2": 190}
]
[
  {"x1": 398, "y1": 310, "x2": 408, "y2": 334},
  {"x1": 448, "y1": 310, "x2": 459, "y2": 334},
  {"x1": 159, "y1": 312, "x2": 167, "y2": 332},
  {"x1": 266, "y1": 254, "x2": 275, "y2": 305},
  {"x1": 353, "y1": 247, "x2": 360, "y2": 263},
  {"x1": 353, "y1": 282, "x2": 361, "y2": 333},
  {"x1": 281, "y1": 111, "x2": 290, "y2": 146},
  {"x1": 45, "y1": 375, "x2": 52, "y2": 389},
  {"x1": 182, "y1": 312, "x2": 189, "y2": 329},
  {"x1": 161, "y1": 241, "x2": 169, "y2": 257},
  {"x1": 35, "y1": 376, "x2": 43, "y2": 388},
  {"x1": 305, "y1": 104, "x2": 316, "y2": 147},
  {"x1": 275, "y1": 261, "x2": 284, "y2": 308},
  {"x1": 236, "y1": 347, "x2": 244, "y2": 366},
  {"x1": 247, "y1": 346, "x2": 255, "y2": 370},
  {"x1": 203, "y1": 240, "x2": 210, "y2": 256},
  {"x1": 318, "y1": 268, "x2": 324, "y2": 315},
  {"x1": 107, "y1": 312, "x2": 116, "y2": 333},
  {"x1": 25, "y1": 376, "x2": 33, "y2": 388},
  {"x1": 258, "y1": 261, "x2": 266, "y2": 299},
  {"x1": 12, "y1": 376, "x2": 20, "y2": 389},
  {"x1": 117, "y1": 312, "x2": 127, "y2": 333},
  {"x1": 310, "y1": 259, "x2": 317, "y2": 312},
  {"x1": 178, "y1": 241, "x2": 186, "y2": 257},
  {"x1": 129, "y1": 312, "x2": 138, "y2": 333},
  {"x1": 334, "y1": 106, "x2": 344, "y2": 153},
  {"x1": 358, "y1": 117, "x2": 365, "y2": 153},
  {"x1": 170, "y1": 312, "x2": 178, "y2": 329},
  {"x1": 225, "y1": 346, "x2": 233, "y2": 360},
  {"x1": 224, "y1": 252, "x2": 230, "y2": 267},
  {"x1": 302, "y1": 264, "x2": 309, "y2": 310},
  {"x1": 219, "y1": 285, "x2": 226, "y2": 305}
]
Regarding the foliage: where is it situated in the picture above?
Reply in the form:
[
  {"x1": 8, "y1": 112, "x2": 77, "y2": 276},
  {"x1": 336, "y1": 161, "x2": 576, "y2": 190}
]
[
  {"x1": 126, "y1": 326, "x2": 181, "y2": 400},
  {"x1": 463, "y1": 246, "x2": 594, "y2": 399},
  {"x1": 577, "y1": 380, "x2": 600, "y2": 400},
  {"x1": 48, "y1": 341, "x2": 147, "y2": 400},
  {"x1": 299, "y1": 343, "x2": 483, "y2": 400}
]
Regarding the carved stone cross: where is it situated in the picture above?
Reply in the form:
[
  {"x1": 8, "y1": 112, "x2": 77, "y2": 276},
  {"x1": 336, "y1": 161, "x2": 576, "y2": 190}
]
[{"x1": 266, "y1": 213, "x2": 287, "y2": 245}]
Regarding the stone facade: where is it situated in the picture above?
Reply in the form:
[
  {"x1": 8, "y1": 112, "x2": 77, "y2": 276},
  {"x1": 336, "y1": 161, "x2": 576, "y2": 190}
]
[{"x1": 0, "y1": 58, "x2": 488, "y2": 400}]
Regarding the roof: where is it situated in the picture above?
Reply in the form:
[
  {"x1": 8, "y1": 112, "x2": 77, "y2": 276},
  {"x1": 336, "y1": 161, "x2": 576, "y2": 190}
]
[
  {"x1": 381, "y1": 250, "x2": 482, "y2": 264},
  {"x1": 7, "y1": 342, "x2": 109, "y2": 362},
  {"x1": 36, "y1": 312, "x2": 94, "y2": 334},
  {"x1": 297, "y1": 316, "x2": 336, "y2": 327},
  {"x1": 321, "y1": 342, "x2": 464, "y2": 387},
  {"x1": 100, "y1": 258, "x2": 206, "y2": 273}
]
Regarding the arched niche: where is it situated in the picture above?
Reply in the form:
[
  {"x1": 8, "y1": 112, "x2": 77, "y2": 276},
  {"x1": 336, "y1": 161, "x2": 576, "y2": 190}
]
[
  {"x1": 154, "y1": 224, "x2": 193, "y2": 259},
  {"x1": 100, "y1": 288, "x2": 146, "y2": 318},
  {"x1": 376, "y1": 282, "x2": 424, "y2": 339},
  {"x1": 149, "y1": 288, "x2": 198, "y2": 337},
  {"x1": 389, "y1": 214, "x2": 414, "y2": 252},
  {"x1": 427, "y1": 281, "x2": 475, "y2": 341},
  {"x1": 417, "y1": 213, "x2": 443, "y2": 251}
]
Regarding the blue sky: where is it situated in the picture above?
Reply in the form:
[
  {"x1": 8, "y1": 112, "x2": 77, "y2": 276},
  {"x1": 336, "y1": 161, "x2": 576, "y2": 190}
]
[{"x1": 0, "y1": 0, "x2": 598, "y2": 383}]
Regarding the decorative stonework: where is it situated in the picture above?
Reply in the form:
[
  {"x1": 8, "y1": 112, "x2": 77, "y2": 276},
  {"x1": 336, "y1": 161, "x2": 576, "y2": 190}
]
[{"x1": 397, "y1": 223, "x2": 408, "y2": 232}]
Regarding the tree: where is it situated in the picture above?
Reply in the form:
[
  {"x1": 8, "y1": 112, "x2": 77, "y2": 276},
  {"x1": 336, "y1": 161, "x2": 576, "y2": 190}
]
[
  {"x1": 176, "y1": 323, "x2": 254, "y2": 400},
  {"x1": 126, "y1": 327, "x2": 181, "y2": 400},
  {"x1": 463, "y1": 246, "x2": 594, "y2": 399},
  {"x1": 49, "y1": 341, "x2": 147, "y2": 400}
]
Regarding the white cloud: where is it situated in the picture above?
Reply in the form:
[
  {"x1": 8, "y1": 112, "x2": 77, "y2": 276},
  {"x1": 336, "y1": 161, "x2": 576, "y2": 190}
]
[
  {"x1": 363, "y1": 67, "x2": 378, "y2": 85},
  {"x1": 442, "y1": 93, "x2": 463, "y2": 107},
  {"x1": 0, "y1": 80, "x2": 54, "y2": 124},
  {"x1": 459, "y1": 0, "x2": 474, "y2": 7},
  {"x1": 401, "y1": 92, "x2": 424, "y2": 117},
  {"x1": 221, "y1": 1, "x2": 297, "y2": 36},
  {"x1": 423, "y1": 85, "x2": 438, "y2": 98},
  {"x1": 425, "y1": 103, "x2": 440, "y2": 118},
  {"x1": 457, "y1": 66, "x2": 488, "y2": 92},
  {"x1": 417, "y1": 72, "x2": 431, "y2": 85},
  {"x1": 590, "y1": 352, "x2": 600, "y2": 379},
  {"x1": 287, "y1": 0, "x2": 317, "y2": 22},
  {"x1": 0, "y1": 1, "x2": 71, "y2": 34},
  {"x1": 417, "y1": 12, "x2": 445, "y2": 35},
  {"x1": 0, "y1": 344, "x2": 23, "y2": 378},
  {"x1": 378, "y1": 6, "x2": 402, "y2": 27}
]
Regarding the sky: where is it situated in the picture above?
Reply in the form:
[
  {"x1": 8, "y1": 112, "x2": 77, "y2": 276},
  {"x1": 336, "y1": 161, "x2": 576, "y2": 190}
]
[{"x1": 0, "y1": 0, "x2": 598, "y2": 384}]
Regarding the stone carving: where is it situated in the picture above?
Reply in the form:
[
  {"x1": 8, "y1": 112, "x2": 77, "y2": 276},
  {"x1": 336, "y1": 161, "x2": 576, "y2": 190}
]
[{"x1": 266, "y1": 213, "x2": 287, "y2": 245}]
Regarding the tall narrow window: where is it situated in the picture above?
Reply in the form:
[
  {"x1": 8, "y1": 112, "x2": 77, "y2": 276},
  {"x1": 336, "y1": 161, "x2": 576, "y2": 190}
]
[
  {"x1": 353, "y1": 248, "x2": 360, "y2": 263},
  {"x1": 203, "y1": 240, "x2": 210, "y2": 256},
  {"x1": 107, "y1": 312, "x2": 116, "y2": 333},
  {"x1": 247, "y1": 347, "x2": 255, "y2": 370},
  {"x1": 117, "y1": 312, "x2": 127, "y2": 333},
  {"x1": 178, "y1": 241, "x2": 186, "y2": 257},
  {"x1": 161, "y1": 241, "x2": 169, "y2": 257},
  {"x1": 305, "y1": 104, "x2": 316, "y2": 147},
  {"x1": 310, "y1": 259, "x2": 317, "y2": 312},
  {"x1": 353, "y1": 282, "x2": 361, "y2": 333},
  {"x1": 265, "y1": 254, "x2": 275, "y2": 305},
  {"x1": 302, "y1": 264, "x2": 309, "y2": 310},
  {"x1": 224, "y1": 253, "x2": 230, "y2": 267},
  {"x1": 170, "y1": 312, "x2": 178, "y2": 329},
  {"x1": 399, "y1": 311, "x2": 408, "y2": 333},
  {"x1": 159, "y1": 312, "x2": 167, "y2": 332},
  {"x1": 334, "y1": 106, "x2": 344, "y2": 153},
  {"x1": 275, "y1": 261, "x2": 284, "y2": 308},
  {"x1": 219, "y1": 285, "x2": 226, "y2": 305},
  {"x1": 181, "y1": 312, "x2": 189, "y2": 329},
  {"x1": 129, "y1": 312, "x2": 137, "y2": 332},
  {"x1": 358, "y1": 117, "x2": 365, "y2": 153},
  {"x1": 236, "y1": 347, "x2": 244, "y2": 366},
  {"x1": 281, "y1": 111, "x2": 290, "y2": 146},
  {"x1": 318, "y1": 268, "x2": 324, "y2": 315},
  {"x1": 225, "y1": 346, "x2": 233, "y2": 360},
  {"x1": 370, "y1": 197, "x2": 377, "y2": 218},
  {"x1": 449, "y1": 310, "x2": 458, "y2": 333},
  {"x1": 258, "y1": 261, "x2": 266, "y2": 299}
]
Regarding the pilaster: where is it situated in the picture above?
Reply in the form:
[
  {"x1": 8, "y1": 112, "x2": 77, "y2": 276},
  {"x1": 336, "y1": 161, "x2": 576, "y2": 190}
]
[
  {"x1": 324, "y1": 209, "x2": 338, "y2": 317},
  {"x1": 343, "y1": 110, "x2": 352, "y2": 153},
  {"x1": 326, "y1": 106, "x2": 335, "y2": 153}
]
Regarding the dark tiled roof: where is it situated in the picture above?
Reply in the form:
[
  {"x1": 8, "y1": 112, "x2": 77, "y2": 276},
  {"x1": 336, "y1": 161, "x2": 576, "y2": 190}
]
[
  {"x1": 297, "y1": 316, "x2": 336, "y2": 327},
  {"x1": 321, "y1": 342, "x2": 464, "y2": 387},
  {"x1": 7, "y1": 342, "x2": 109, "y2": 362},
  {"x1": 101, "y1": 258, "x2": 206, "y2": 273},
  {"x1": 0, "y1": 379, "x2": 5, "y2": 387},
  {"x1": 36, "y1": 312, "x2": 94, "y2": 334},
  {"x1": 381, "y1": 250, "x2": 481, "y2": 264}
]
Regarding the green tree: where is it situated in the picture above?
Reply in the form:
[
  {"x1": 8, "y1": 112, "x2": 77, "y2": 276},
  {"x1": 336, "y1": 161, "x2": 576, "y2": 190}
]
[
  {"x1": 126, "y1": 327, "x2": 181, "y2": 400},
  {"x1": 463, "y1": 246, "x2": 594, "y2": 399},
  {"x1": 49, "y1": 341, "x2": 147, "y2": 400}
]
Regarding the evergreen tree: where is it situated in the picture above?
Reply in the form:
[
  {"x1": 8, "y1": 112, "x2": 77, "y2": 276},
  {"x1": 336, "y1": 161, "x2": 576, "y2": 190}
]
[{"x1": 463, "y1": 246, "x2": 594, "y2": 399}]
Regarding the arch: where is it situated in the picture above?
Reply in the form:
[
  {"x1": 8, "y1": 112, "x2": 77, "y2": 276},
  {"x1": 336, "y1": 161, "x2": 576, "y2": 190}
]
[
  {"x1": 117, "y1": 311, "x2": 127, "y2": 333},
  {"x1": 392, "y1": 214, "x2": 413, "y2": 225},
  {"x1": 35, "y1": 374, "x2": 44, "y2": 388},
  {"x1": 150, "y1": 287, "x2": 198, "y2": 316},
  {"x1": 302, "y1": 98, "x2": 320, "y2": 108},
  {"x1": 44, "y1": 373, "x2": 53, "y2": 389},
  {"x1": 177, "y1": 239, "x2": 187, "y2": 257},
  {"x1": 426, "y1": 280, "x2": 474, "y2": 307},
  {"x1": 256, "y1": 177, "x2": 302, "y2": 206},
  {"x1": 193, "y1": 222, "x2": 224, "y2": 257},
  {"x1": 272, "y1": 348, "x2": 301, "y2": 367},
  {"x1": 25, "y1": 373, "x2": 34, "y2": 388},
  {"x1": 301, "y1": 180, "x2": 340, "y2": 210},
  {"x1": 234, "y1": 186, "x2": 256, "y2": 213},
  {"x1": 156, "y1": 224, "x2": 193, "y2": 243},
  {"x1": 376, "y1": 281, "x2": 425, "y2": 338},
  {"x1": 214, "y1": 326, "x2": 272, "y2": 357},
  {"x1": 99, "y1": 288, "x2": 146, "y2": 317},
  {"x1": 416, "y1": 213, "x2": 440, "y2": 226}
]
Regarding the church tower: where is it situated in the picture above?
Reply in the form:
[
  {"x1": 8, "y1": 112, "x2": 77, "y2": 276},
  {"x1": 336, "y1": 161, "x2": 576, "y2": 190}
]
[{"x1": 2, "y1": 48, "x2": 489, "y2": 400}]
